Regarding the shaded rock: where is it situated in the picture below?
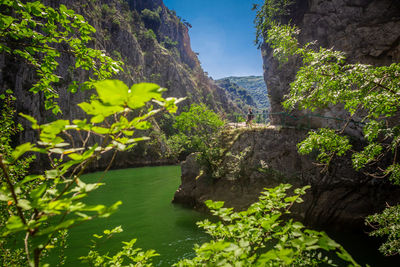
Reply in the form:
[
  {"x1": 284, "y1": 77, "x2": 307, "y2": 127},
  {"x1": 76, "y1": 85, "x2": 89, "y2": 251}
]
[{"x1": 173, "y1": 127, "x2": 400, "y2": 230}]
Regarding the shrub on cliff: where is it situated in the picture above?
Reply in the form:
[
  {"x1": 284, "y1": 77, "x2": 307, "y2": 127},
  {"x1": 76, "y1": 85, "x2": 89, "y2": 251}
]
[
  {"x1": 167, "y1": 103, "x2": 225, "y2": 160},
  {"x1": 141, "y1": 8, "x2": 161, "y2": 32}
]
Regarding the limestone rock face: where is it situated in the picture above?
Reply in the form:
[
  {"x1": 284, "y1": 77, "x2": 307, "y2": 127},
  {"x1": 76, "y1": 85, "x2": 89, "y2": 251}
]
[
  {"x1": 263, "y1": 0, "x2": 400, "y2": 128},
  {"x1": 0, "y1": 0, "x2": 237, "y2": 170},
  {"x1": 173, "y1": 127, "x2": 400, "y2": 229}
]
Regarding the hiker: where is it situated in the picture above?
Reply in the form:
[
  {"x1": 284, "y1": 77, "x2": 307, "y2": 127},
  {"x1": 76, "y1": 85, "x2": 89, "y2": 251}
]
[{"x1": 246, "y1": 108, "x2": 254, "y2": 126}]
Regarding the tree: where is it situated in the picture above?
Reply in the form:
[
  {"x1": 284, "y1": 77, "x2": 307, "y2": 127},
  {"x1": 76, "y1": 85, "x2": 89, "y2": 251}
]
[
  {"x1": 0, "y1": 1, "x2": 182, "y2": 266},
  {"x1": 167, "y1": 103, "x2": 225, "y2": 162},
  {"x1": 0, "y1": 79, "x2": 182, "y2": 266},
  {"x1": 258, "y1": 15, "x2": 400, "y2": 256}
]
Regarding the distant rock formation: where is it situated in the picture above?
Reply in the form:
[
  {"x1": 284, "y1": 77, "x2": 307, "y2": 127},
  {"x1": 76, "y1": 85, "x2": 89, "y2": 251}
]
[
  {"x1": 215, "y1": 78, "x2": 256, "y2": 113},
  {"x1": 221, "y1": 76, "x2": 269, "y2": 109}
]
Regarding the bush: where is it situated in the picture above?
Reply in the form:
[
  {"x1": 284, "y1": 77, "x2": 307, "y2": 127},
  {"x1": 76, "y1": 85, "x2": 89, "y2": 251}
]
[
  {"x1": 176, "y1": 184, "x2": 359, "y2": 266},
  {"x1": 141, "y1": 8, "x2": 161, "y2": 31},
  {"x1": 144, "y1": 29, "x2": 157, "y2": 41}
]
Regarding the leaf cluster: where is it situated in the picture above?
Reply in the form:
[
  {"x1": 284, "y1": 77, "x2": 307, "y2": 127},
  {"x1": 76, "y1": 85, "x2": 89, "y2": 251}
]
[
  {"x1": 0, "y1": 79, "x2": 183, "y2": 266},
  {"x1": 167, "y1": 103, "x2": 225, "y2": 160},
  {"x1": 80, "y1": 226, "x2": 159, "y2": 266},
  {"x1": 176, "y1": 184, "x2": 359, "y2": 266},
  {"x1": 0, "y1": 92, "x2": 35, "y2": 266},
  {"x1": 253, "y1": 0, "x2": 295, "y2": 46},
  {"x1": 267, "y1": 23, "x2": 400, "y2": 182},
  {"x1": 0, "y1": 0, "x2": 123, "y2": 113},
  {"x1": 366, "y1": 205, "x2": 400, "y2": 256}
]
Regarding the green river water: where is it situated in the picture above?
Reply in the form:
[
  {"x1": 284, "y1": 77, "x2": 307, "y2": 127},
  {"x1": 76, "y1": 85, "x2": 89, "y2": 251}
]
[
  {"x1": 59, "y1": 165, "x2": 209, "y2": 266},
  {"x1": 50, "y1": 165, "x2": 398, "y2": 266}
]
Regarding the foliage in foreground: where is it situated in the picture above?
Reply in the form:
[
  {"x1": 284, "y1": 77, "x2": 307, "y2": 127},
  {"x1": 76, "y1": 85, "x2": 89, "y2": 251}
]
[
  {"x1": 176, "y1": 184, "x2": 359, "y2": 266},
  {"x1": 0, "y1": 79, "x2": 182, "y2": 266},
  {"x1": 0, "y1": 0, "x2": 123, "y2": 113},
  {"x1": 80, "y1": 226, "x2": 159, "y2": 266},
  {"x1": 0, "y1": 92, "x2": 33, "y2": 267},
  {"x1": 264, "y1": 18, "x2": 400, "y2": 256}
]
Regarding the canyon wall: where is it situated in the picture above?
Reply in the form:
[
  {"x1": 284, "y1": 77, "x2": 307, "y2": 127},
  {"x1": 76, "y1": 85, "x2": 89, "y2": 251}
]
[{"x1": 263, "y1": 0, "x2": 400, "y2": 129}]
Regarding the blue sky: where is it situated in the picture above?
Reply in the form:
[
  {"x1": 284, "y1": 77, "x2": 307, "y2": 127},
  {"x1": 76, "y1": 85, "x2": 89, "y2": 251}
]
[{"x1": 163, "y1": 0, "x2": 264, "y2": 79}]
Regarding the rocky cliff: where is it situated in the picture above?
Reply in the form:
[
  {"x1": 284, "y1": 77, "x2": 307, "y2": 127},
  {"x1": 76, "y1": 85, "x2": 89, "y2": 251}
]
[
  {"x1": 173, "y1": 126, "x2": 400, "y2": 229},
  {"x1": 263, "y1": 0, "x2": 400, "y2": 128},
  {"x1": 0, "y1": 0, "x2": 238, "y2": 170}
]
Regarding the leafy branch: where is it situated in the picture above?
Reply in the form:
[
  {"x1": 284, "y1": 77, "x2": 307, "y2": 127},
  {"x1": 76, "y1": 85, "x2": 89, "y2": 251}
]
[{"x1": 0, "y1": 79, "x2": 183, "y2": 266}]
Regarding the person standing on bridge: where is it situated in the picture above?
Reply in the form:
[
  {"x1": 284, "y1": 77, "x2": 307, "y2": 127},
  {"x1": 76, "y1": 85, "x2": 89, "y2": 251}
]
[{"x1": 246, "y1": 108, "x2": 254, "y2": 126}]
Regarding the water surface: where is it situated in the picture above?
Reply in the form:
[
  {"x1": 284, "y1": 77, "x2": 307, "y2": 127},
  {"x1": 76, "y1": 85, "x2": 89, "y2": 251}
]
[{"x1": 61, "y1": 166, "x2": 208, "y2": 266}]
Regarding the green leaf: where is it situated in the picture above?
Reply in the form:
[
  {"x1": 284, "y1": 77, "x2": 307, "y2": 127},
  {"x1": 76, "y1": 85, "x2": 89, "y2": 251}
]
[
  {"x1": 30, "y1": 183, "x2": 47, "y2": 199},
  {"x1": 17, "y1": 199, "x2": 32, "y2": 210},
  {"x1": 19, "y1": 113, "x2": 39, "y2": 129},
  {"x1": 134, "y1": 121, "x2": 152, "y2": 130},
  {"x1": 11, "y1": 142, "x2": 34, "y2": 161},
  {"x1": 45, "y1": 169, "x2": 60, "y2": 179},
  {"x1": 5, "y1": 216, "x2": 26, "y2": 232},
  {"x1": 78, "y1": 100, "x2": 124, "y2": 122},
  {"x1": 127, "y1": 83, "x2": 164, "y2": 109},
  {"x1": 204, "y1": 200, "x2": 225, "y2": 210},
  {"x1": 318, "y1": 234, "x2": 340, "y2": 250},
  {"x1": 337, "y1": 248, "x2": 360, "y2": 266},
  {"x1": 17, "y1": 174, "x2": 44, "y2": 185},
  {"x1": 40, "y1": 120, "x2": 69, "y2": 143},
  {"x1": 99, "y1": 201, "x2": 122, "y2": 217},
  {"x1": 94, "y1": 79, "x2": 129, "y2": 106},
  {"x1": 37, "y1": 219, "x2": 78, "y2": 236},
  {"x1": 92, "y1": 126, "x2": 110, "y2": 134},
  {"x1": 0, "y1": 188, "x2": 11, "y2": 201}
]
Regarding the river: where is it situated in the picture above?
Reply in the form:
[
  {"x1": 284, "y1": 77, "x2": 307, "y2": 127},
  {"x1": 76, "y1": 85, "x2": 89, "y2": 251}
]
[
  {"x1": 52, "y1": 165, "x2": 397, "y2": 266},
  {"x1": 58, "y1": 165, "x2": 208, "y2": 266}
]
